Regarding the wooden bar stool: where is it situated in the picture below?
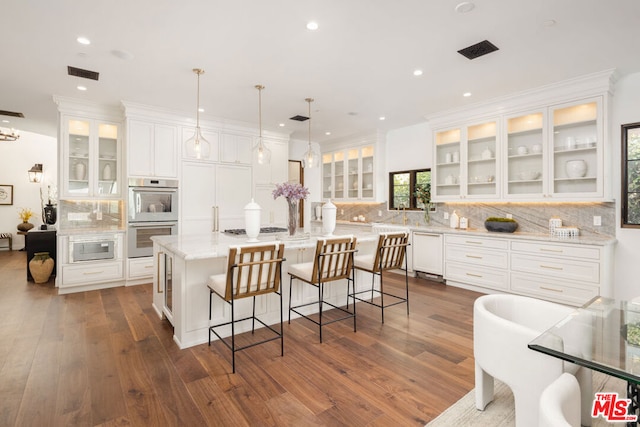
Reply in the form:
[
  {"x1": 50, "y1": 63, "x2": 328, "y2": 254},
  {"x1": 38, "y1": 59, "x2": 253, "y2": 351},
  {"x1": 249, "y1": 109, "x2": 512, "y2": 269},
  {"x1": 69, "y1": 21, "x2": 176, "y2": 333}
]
[
  {"x1": 352, "y1": 232, "x2": 410, "y2": 323},
  {"x1": 207, "y1": 242, "x2": 286, "y2": 373},
  {"x1": 288, "y1": 236, "x2": 358, "y2": 343}
]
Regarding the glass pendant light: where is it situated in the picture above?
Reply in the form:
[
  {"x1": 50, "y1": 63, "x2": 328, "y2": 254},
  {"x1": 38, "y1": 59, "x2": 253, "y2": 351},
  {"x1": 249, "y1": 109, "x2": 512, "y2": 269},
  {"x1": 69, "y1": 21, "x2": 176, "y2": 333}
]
[
  {"x1": 252, "y1": 84, "x2": 271, "y2": 165},
  {"x1": 302, "y1": 97, "x2": 320, "y2": 168},
  {"x1": 185, "y1": 68, "x2": 210, "y2": 159}
]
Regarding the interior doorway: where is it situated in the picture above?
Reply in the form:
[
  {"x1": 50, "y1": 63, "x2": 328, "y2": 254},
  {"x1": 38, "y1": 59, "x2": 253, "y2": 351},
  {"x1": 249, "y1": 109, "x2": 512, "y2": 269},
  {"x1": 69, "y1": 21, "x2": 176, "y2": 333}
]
[{"x1": 288, "y1": 160, "x2": 304, "y2": 227}]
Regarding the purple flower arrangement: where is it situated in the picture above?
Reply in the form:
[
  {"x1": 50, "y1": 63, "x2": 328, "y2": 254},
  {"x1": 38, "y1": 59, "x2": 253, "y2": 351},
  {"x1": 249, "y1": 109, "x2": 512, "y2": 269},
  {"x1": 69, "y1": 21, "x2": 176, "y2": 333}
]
[{"x1": 272, "y1": 182, "x2": 309, "y2": 202}]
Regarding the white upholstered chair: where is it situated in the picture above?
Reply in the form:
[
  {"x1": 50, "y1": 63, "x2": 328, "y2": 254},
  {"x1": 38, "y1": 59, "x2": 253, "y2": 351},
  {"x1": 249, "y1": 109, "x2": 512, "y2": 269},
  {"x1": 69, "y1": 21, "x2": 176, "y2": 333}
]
[
  {"x1": 288, "y1": 235, "x2": 357, "y2": 343},
  {"x1": 353, "y1": 232, "x2": 410, "y2": 323},
  {"x1": 207, "y1": 242, "x2": 285, "y2": 373},
  {"x1": 474, "y1": 294, "x2": 592, "y2": 427},
  {"x1": 539, "y1": 372, "x2": 581, "y2": 427}
]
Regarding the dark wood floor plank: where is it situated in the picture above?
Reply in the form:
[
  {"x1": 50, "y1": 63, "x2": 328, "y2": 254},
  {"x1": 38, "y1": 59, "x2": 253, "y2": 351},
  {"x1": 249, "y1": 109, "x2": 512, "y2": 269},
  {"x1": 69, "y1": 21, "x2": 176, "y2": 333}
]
[{"x1": 0, "y1": 251, "x2": 483, "y2": 426}]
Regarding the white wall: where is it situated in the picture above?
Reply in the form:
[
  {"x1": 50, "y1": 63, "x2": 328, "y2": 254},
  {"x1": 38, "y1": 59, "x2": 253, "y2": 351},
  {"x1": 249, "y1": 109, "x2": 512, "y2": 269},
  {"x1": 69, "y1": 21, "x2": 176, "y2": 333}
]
[
  {"x1": 0, "y1": 131, "x2": 57, "y2": 249},
  {"x1": 611, "y1": 72, "x2": 640, "y2": 300}
]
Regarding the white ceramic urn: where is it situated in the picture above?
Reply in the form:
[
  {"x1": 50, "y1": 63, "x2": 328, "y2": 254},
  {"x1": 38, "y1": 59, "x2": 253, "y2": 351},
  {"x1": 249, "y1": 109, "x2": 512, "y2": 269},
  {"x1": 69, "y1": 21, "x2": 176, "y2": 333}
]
[
  {"x1": 322, "y1": 200, "x2": 337, "y2": 236},
  {"x1": 244, "y1": 199, "x2": 261, "y2": 242},
  {"x1": 565, "y1": 160, "x2": 587, "y2": 178}
]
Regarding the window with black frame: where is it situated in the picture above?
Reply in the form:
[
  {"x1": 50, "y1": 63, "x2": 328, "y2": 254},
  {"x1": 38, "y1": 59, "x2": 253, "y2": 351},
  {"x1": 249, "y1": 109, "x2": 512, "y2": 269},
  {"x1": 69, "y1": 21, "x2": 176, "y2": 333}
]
[
  {"x1": 389, "y1": 169, "x2": 431, "y2": 210},
  {"x1": 622, "y1": 122, "x2": 640, "y2": 227}
]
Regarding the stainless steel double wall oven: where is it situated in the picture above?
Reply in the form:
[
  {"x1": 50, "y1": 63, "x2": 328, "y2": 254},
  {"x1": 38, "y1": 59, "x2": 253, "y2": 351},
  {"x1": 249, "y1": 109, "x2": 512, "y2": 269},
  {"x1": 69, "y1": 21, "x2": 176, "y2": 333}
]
[{"x1": 127, "y1": 178, "x2": 178, "y2": 258}]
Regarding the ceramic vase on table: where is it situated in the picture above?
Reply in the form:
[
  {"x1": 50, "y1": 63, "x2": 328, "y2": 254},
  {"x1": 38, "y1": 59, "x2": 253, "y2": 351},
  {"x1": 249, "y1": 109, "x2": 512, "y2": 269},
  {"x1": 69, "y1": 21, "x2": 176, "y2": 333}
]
[
  {"x1": 17, "y1": 221, "x2": 34, "y2": 232},
  {"x1": 244, "y1": 199, "x2": 261, "y2": 242},
  {"x1": 322, "y1": 200, "x2": 337, "y2": 236},
  {"x1": 29, "y1": 252, "x2": 54, "y2": 284},
  {"x1": 287, "y1": 199, "x2": 299, "y2": 237}
]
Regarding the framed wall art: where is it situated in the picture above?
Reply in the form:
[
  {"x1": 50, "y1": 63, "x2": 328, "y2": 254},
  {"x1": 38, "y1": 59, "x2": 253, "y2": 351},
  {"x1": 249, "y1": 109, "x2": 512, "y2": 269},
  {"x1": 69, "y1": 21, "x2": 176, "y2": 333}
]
[{"x1": 0, "y1": 185, "x2": 14, "y2": 205}]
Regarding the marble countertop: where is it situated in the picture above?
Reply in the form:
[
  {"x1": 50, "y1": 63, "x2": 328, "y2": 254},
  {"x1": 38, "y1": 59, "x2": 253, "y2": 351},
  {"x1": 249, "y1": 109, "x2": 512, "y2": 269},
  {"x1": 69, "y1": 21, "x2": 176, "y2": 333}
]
[
  {"x1": 368, "y1": 222, "x2": 616, "y2": 246},
  {"x1": 152, "y1": 224, "x2": 380, "y2": 260}
]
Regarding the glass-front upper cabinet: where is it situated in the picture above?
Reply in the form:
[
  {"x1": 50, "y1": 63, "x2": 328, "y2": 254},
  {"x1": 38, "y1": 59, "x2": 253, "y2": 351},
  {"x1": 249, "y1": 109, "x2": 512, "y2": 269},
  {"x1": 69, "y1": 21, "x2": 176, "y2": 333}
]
[
  {"x1": 505, "y1": 112, "x2": 546, "y2": 198},
  {"x1": 433, "y1": 128, "x2": 462, "y2": 200},
  {"x1": 466, "y1": 121, "x2": 498, "y2": 198},
  {"x1": 550, "y1": 99, "x2": 602, "y2": 198},
  {"x1": 322, "y1": 145, "x2": 374, "y2": 201},
  {"x1": 64, "y1": 117, "x2": 120, "y2": 198}
]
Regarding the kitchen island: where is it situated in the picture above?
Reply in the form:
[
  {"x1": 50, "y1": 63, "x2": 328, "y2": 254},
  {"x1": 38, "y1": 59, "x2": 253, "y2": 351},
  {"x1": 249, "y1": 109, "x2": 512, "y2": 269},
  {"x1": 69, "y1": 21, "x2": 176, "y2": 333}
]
[{"x1": 151, "y1": 224, "x2": 379, "y2": 349}]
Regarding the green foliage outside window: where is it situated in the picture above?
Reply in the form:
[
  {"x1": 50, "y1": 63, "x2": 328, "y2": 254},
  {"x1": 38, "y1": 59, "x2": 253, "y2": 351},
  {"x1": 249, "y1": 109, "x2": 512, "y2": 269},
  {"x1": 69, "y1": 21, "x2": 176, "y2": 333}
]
[
  {"x1": 623, "y1": 123, "x2": 640, "y2": 227},
  {"x1": 389, "y1": 169, "x2": 430, "y2": 210}
]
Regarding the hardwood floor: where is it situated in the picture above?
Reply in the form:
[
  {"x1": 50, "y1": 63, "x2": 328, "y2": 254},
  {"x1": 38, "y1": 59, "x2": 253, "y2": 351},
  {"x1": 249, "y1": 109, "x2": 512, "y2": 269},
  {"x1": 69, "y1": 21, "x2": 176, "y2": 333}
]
[{"x1": 0, "y1": 250, "x2": 483, "y2": 426}]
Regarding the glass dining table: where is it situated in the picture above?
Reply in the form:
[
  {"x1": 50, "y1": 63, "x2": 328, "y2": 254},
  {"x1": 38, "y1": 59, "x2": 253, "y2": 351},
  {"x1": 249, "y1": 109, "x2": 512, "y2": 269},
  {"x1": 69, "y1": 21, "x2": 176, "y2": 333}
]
[{"x1": 529, "y1": 296, "x2": 640, "y2": 425}]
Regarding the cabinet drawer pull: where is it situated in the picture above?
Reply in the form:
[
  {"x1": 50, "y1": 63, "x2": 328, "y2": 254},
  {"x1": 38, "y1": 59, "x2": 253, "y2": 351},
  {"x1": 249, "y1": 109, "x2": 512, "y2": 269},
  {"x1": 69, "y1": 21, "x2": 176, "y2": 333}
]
[
  {"x1": 540, "y1": 264, "x2": 563, "y2": 270},
  {"x1": 466, "y1": 272, "x2": 483, "y2": 278},
  {"x1": 145, "y1": 265, "x2": 153, "y2": 269},
  {"x1": 540, "y1": 248, "x2": 564, "y2": 253},
  {"x1": 540, "y1": 286, "x2": 564, "y2": 293},
  {"x1": 83, "y1": 270, "x2": 104, "y2": 275},
  {"x1": 465, "y1": 240, "x2": 483, "y2": 245},
  {"x1": 466, "y1": 255, "x2": 483, "y2": 259}
]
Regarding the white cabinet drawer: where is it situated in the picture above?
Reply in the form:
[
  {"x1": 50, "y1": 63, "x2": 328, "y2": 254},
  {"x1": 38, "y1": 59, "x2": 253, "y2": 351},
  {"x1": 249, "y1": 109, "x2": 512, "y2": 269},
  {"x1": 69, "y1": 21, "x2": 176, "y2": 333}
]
[
  {"x1": 445, "y1": 245, "x2": 508, "y2": 269},
  {"x1": 128, "y1": 257, "x2": 154, "y2": 279},
  {"x1": 510, "y1": 253, "x2": 599, "y2": 284},
  {"x1": 445, "y1": 261, "x2": 509, "y2": 290},
  {"x1": 62, "y1": 261, "x2": 124, "y2": 285},
  {"x1": 510, "y1": 240, "x2": 600, "y2": 260},
  {"x1": 446, "y1": 235, "x2": 509, "y2": 250},
  {"x1": 510, "y1": 272, "x2": 598, "y2": 306}
]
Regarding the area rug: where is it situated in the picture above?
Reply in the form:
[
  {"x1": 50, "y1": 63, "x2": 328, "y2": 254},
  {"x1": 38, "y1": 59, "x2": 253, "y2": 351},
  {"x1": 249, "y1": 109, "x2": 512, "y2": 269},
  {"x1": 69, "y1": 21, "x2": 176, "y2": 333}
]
[{"x1": 426, "y1": 372, "x2": 626, "y2": 426}]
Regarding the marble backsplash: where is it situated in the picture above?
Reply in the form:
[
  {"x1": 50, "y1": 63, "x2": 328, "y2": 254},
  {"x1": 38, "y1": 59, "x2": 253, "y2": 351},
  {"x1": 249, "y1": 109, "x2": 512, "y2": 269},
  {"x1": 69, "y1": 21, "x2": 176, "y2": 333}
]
[
  {"x1": 58, "y1": 200, "x2": 125, "y2": 230},
  {"x1": 311, "y1": 201, "x2": 616, "y2": 237}
]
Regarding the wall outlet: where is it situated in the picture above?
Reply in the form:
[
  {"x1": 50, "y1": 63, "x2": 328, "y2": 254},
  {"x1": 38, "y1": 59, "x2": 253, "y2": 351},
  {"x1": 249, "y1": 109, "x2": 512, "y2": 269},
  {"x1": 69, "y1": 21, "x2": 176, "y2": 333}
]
[
  {"x1": 593, "y1": 215, "x2": 602, "y2": 226},
  {"x1": 340, "y1": 209, "x2": 344, "y2": 215},
  {"x1": 506, "y1": 213, "x2": 513, "y2": 219},
  {"x1": 444, "y1": 212, "x2": 449, "y2": 220},
  {"x1": 378, "y1": 210, "x2": 382, "y2": 217},
  {"x1": 96, "y1": 211, "x2": 103, "y2": 220}
]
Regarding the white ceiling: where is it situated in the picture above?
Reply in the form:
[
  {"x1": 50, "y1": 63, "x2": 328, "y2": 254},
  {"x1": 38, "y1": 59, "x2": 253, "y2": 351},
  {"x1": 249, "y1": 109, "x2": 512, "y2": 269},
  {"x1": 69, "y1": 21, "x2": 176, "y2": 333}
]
[{"x1": 2, "y1": 0, "x2": 640, "y2": 143}]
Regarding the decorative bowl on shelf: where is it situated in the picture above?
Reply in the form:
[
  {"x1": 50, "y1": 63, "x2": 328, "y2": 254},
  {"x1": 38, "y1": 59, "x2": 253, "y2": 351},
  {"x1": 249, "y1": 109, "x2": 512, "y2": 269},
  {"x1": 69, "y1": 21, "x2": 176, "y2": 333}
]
[
  {"x1": 566, "y1": 159, "x2": 587, "y2": 178},
  {"x1": 484, "y1": 217, "x2": 518, "y2": 233}
]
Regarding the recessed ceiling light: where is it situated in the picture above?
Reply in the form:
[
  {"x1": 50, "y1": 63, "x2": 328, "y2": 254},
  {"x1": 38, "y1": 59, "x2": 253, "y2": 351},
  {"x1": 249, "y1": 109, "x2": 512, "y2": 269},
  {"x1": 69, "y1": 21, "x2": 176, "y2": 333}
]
[
  {"x1": 198, "y1": 108, "x2": 204, "y2": 113},
  {"x1": 542, "y1": 19, "x2": 557, "y2": 27},
  {"x1": 379, "y1": 116, "x2": 386, "y2": 121},
  {"x1": 413, "y1": 69, "x2": 423, "y2": 76},
  {"x1": 455, "y1": 2, "x2": 475, "y2": 13},
  {"x1": 306, "y1": 21, "x2": 319, "y2": 31},
  {"x1": 77, "y1": 36, "x2": 91, "y2": 45},
  {"x1": 325, "y1": 131, "x2": 331, "y2": 136},
  {"x1": 463, "y1": 92, "x2": 472, "y2": 97},
  {"x1": 77, "y1": 85, "x2": 87, "y2": 91},
  {"x1": 2, "y1": 120, "x2": 9, "y2": 124},
  {"x1": 279, "y1": 123, "x2": 285, "y2": 127}
]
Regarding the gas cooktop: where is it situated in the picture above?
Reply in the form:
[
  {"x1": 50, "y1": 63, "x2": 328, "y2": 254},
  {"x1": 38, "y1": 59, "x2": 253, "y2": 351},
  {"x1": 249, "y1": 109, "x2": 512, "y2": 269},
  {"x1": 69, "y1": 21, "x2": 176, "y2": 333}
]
[{"x1": 224, "y1": 227, "x2": 288, "y2": 235}]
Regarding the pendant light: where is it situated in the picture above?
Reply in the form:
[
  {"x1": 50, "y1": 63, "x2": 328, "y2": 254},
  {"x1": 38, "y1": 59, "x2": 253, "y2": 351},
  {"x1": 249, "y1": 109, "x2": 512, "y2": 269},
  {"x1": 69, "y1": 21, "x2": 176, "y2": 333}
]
[
  {"x1": 184, "y1": 68, "x2": 210, "y2": 159},
  {"x1": 252, "y1": 84, "x2": 271, "y2": 165},
  {"x1": 302, "y1": 97, "x2": 320, "y2": 168}
]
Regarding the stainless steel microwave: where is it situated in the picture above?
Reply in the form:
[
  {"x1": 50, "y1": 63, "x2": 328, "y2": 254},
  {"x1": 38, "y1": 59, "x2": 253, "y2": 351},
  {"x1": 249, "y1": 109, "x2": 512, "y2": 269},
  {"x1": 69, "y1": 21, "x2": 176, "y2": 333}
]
[{"x1": 128, "y1": 178, "x2": 179, "y2": 223}]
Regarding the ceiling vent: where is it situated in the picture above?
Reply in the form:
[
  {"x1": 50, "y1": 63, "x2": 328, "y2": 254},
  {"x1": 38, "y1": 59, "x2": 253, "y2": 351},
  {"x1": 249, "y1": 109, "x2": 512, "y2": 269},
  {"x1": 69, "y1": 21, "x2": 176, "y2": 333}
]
[
  {"x1": 0, "y1": 110, "x2": 25, "y2": 118},
  {"x1": 289, "y1": 115, "x2": 309, "y2": 122},
  {"x1": 458, "y1": 40, "x2": 499, "y2": 60},
  {"x1": 67, "y1": 66, "x2": 100, "y2": 81}
]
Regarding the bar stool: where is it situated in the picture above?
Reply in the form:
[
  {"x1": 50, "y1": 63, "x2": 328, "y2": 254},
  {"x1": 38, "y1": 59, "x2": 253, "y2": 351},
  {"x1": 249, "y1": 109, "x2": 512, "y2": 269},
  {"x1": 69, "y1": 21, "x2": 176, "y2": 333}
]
[
  {"x1": 288, "y1": 236, "x2": 358, "y2": 343},
  {"x1": 352, "y1": 232, "x2": 409, "y2": 323},
  {"x1": 207, "y1": 242, "x2": 285, "y2": 373}
]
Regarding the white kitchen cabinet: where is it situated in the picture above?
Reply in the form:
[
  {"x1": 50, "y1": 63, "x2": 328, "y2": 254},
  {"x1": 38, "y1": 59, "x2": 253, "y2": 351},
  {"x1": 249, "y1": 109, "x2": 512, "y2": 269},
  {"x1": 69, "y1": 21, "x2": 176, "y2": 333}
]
[
  {"x1": 253, "y1": 138, "x2": 289, "y2": 185},
  {"x1": 181, "y1": 161, "x2": 252, "y2": 235},
  {"x1": 127, "y1": 256, "x2": 154, "y2": 281},
  {"x1": 322, "y1": 145, "x2": 374, "y2": 201},
  {"x1": 412, "y1": 231, "x2": 443, "y2": 276},
  {"x1": 61, "y1": 116, "x2": 121, "y2": 198},
  {"x1": 128, "y1": 120, "x2": 179, "y2": 178},
  {"x1": 504, "y1": 111, "x2": 547, "y2": 198},
  {"x1": 433, "y1": 120, "x2": 499, "y2": 201},
  {"x1": 444, "y1": 234, "x2": 509, "y2": 290},
  {"x1": 221, "y1": 133, "x2": 252, "y2": 164}
]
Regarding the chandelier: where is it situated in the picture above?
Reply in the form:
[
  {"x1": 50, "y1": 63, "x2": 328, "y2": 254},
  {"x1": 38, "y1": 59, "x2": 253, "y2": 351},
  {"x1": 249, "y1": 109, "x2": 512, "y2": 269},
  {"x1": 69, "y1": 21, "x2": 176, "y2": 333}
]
[
  {"x1": 252, "y1": 84, "x2": 271, "y2": 165},
  {"x1": 302, "y1": 97, "x2": 320, "y2": 168},
  {"x1": 0, "y1": 128, "x2": 20, "y2": 141},
  {"x1": 184, "y1": 68, "x2": 210, "y2": 159}
]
